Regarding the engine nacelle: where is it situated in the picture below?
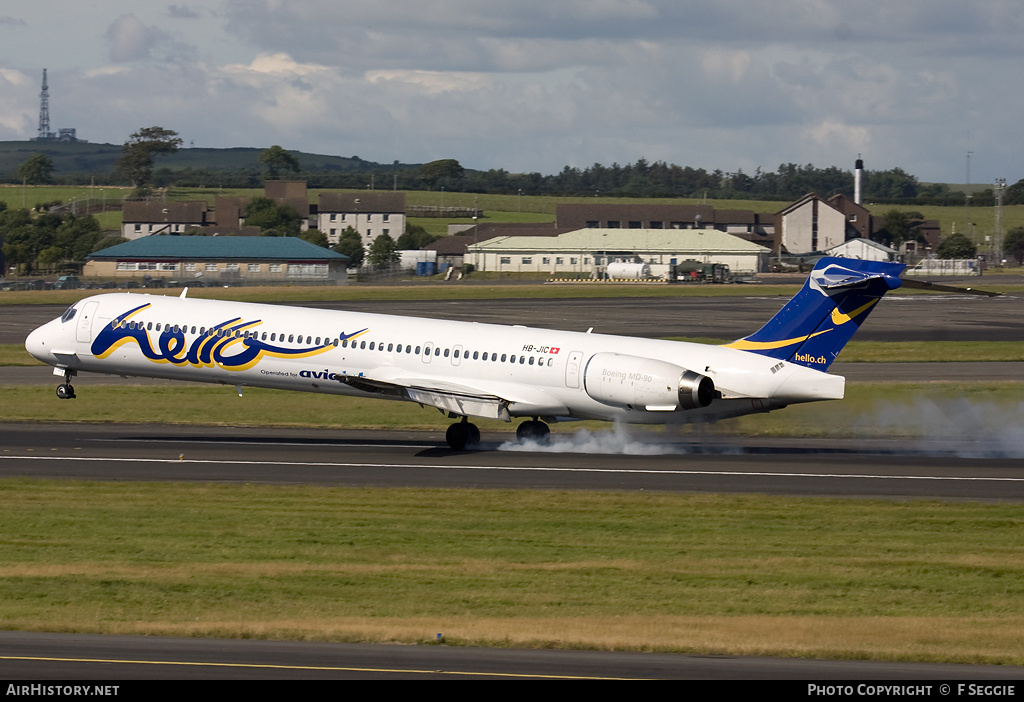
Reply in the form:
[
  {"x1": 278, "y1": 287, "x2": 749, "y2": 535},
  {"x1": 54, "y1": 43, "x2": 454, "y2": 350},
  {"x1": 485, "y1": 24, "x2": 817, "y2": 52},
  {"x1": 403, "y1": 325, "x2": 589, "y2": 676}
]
[{"x1": 583, "y1": 352, "x2": 715, "y2": 412}]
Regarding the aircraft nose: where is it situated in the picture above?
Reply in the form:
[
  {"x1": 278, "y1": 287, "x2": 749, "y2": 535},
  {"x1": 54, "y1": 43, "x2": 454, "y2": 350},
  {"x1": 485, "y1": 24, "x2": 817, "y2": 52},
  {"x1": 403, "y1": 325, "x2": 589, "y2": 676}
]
[{"x1": 25, "y1": 324, "x2": 54, "y2": 364}]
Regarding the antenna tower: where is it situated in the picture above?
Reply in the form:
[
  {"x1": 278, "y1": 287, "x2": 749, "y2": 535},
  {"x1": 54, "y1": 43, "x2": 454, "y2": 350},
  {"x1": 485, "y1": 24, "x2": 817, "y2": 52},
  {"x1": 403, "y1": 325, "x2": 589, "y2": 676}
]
[{"x1": 37, "y1": 69, "x2": 54, "y2": 140}]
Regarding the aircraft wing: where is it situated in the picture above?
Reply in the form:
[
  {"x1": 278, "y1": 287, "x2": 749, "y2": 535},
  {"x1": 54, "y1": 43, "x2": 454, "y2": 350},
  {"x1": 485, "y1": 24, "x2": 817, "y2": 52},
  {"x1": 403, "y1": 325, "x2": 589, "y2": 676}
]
[{"x1": 335, "y1": 367, "x2": 569, "y2": 421}]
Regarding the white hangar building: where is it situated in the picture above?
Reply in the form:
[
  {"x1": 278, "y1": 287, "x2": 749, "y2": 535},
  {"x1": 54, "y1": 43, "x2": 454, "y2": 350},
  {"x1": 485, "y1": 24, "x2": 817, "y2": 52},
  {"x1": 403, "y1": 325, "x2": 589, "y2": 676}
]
[{"x1": 465, "y1": 228, "x2": 770, "y2": 278}]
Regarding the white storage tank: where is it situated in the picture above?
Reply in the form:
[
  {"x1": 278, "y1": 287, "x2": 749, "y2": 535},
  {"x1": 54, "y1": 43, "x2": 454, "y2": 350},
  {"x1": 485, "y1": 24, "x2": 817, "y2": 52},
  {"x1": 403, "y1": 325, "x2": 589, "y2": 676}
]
[{"x1": 606, "y1": 262, "x2": 651, "y2": 279}]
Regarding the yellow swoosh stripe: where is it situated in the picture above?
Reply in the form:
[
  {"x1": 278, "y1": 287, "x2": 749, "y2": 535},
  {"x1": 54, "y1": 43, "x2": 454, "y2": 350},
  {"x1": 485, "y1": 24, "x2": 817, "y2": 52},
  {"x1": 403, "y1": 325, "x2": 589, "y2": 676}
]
[
  {"x1": 830, "y1": 299, "x2": 878, "y2": 325},
  {"x1": 722, "y1": 329, "x2": 831, "y2": 352}
]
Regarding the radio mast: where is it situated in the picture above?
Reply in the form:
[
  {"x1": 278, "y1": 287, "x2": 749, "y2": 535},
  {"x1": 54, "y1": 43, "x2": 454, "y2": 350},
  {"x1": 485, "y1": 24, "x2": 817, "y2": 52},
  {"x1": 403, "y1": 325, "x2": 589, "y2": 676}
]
[{"x1": 37, "y1": 69, "x2": 55, "y2": 140}]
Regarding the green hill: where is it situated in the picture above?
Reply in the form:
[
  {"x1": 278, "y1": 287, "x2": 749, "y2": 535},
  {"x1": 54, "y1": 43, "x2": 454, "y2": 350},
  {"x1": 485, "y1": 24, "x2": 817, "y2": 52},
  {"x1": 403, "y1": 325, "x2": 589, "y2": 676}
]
[{"x1": 0, "y1": 141, "x2": 417, "y2": 180}]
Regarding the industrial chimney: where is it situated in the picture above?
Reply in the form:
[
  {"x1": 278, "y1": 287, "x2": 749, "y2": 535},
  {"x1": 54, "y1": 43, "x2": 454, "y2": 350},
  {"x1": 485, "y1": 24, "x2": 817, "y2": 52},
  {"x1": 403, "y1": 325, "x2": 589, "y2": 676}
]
[{"x1": 854, "y1": 157, "x2": 864, "y2": 205}]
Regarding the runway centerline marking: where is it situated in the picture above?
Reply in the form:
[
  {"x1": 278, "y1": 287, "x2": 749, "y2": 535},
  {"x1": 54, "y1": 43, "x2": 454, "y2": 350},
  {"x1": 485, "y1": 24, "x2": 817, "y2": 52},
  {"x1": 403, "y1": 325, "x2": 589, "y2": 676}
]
[
  {"x1": 91, "y1": 438, "x2": 437, "y2": 449},
  {"x1": 2, "y1": 455, "x2": 1022, "y2": 483},
  {"x1": 0, "y1": 654, "x2": 625, "y2": 679}
]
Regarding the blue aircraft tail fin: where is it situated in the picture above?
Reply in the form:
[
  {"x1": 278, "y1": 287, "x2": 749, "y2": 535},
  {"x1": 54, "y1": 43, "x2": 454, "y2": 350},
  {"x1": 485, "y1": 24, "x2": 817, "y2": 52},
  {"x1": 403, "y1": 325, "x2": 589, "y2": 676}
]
[{"x1": 723, "y1": 257, "x2": 905, "y2": 371}]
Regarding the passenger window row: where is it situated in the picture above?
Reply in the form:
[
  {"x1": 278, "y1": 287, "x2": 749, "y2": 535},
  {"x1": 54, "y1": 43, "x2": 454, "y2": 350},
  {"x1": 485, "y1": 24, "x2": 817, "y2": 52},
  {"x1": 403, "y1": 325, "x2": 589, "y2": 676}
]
[{"x1": 340, "y1": 338, "x2": 555, "y2": 367}]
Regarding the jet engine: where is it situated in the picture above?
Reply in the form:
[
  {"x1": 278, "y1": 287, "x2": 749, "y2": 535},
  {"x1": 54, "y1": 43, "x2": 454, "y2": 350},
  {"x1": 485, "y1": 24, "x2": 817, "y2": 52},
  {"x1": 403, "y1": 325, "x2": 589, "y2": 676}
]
[{"x1": 583, "y1": 352, "x2": 715, "y2": 412}]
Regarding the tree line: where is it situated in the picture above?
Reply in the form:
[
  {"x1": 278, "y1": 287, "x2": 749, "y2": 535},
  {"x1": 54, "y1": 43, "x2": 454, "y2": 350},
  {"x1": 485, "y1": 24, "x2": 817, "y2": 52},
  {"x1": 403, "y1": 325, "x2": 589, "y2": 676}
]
[{"x1": 10, "y1": 125, "x2": 1023, "y2": 205}]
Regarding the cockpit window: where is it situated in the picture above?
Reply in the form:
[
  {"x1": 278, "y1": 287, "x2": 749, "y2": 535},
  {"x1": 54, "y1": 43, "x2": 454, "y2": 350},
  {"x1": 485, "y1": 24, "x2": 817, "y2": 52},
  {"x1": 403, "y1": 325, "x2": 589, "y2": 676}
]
[{"x1": 60, "y1": 305, "x2": 77, "y2": 323}]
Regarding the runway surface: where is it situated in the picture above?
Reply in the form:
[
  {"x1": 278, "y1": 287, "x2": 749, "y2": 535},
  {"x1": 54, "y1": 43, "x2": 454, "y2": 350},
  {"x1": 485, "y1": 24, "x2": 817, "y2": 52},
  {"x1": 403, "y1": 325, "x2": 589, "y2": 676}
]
[
  {"x1": 2, "y1": 631, "x2": 1021, "y2": 680},
  {"x1": 2, "y1": 422, "x2": 1022, "y2": 499}
]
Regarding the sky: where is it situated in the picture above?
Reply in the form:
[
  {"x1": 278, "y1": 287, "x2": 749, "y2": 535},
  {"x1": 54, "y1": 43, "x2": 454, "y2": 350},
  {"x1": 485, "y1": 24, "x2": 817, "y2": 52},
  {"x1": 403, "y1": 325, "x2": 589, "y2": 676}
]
[{"x1": 0, "y1": 1, "x2": 1021, "y2": 184}]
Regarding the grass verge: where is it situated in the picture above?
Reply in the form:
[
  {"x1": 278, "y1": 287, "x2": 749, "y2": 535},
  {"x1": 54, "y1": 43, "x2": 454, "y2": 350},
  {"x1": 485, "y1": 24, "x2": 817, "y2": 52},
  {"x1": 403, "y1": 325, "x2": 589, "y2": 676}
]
[
  {"x1": 0, "y1": 382, "x2": 1020, "y2": 442},
  {"x1": 0, "y1": 481, "x2": 1022, "y2": 663}
]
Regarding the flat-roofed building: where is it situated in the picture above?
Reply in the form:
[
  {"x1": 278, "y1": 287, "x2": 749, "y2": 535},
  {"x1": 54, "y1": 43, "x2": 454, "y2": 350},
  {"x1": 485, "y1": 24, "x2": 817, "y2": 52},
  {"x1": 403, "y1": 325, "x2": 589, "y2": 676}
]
[
  {"x1": 555, "y1": 203, "x2": 776, "y2": 250},
  {"x1": 84, "y1": 236, "x2": 349, "y2": 285},
  {"x1": 466, "y1": 228, "x2": 770, "y2": 278}
]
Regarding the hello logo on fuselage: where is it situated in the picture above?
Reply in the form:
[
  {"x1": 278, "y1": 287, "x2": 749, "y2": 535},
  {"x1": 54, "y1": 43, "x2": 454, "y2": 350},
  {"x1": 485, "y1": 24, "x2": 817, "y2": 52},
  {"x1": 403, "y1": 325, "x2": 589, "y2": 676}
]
[{"x1": 91, "y1": 303, "x2": 368, "y2": 371}]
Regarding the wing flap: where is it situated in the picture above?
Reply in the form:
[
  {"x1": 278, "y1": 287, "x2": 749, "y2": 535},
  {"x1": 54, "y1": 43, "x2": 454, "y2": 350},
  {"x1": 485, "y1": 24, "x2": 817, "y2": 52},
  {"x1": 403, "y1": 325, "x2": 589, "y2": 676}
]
[
  {"x1": 336, "y1": 372, "x2": 511, "y2": 420},
  {"x1": 335, "y1": 368, "x2": 568, "y2": 422}
]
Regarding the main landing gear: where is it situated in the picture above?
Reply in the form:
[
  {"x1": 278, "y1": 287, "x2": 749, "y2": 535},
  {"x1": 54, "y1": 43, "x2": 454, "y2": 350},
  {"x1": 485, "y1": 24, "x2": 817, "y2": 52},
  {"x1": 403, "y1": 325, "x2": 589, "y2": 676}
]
[
  {"x1": 516, "y1": 419, "x2": 550, "y2": 444},
  {"x1": 445, "y1": 417, "x2": 552, "y2": 450},
  {"x1": 445, "y1": 418, "x2": 481, "y2": 451}
]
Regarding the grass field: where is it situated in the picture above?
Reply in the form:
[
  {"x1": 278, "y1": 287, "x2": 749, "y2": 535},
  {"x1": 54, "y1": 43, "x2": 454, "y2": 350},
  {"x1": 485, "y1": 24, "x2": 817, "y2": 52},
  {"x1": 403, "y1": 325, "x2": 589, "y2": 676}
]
[
  {"x1": 0, "y1": 480, "x2": 1022, "y2": 662},
  {"x1": 1, "y1": 380, "x2": 1022, "y2": 661},
  {"x1": 4, "y1": 184, "x2": 1024, "y2": 255}
]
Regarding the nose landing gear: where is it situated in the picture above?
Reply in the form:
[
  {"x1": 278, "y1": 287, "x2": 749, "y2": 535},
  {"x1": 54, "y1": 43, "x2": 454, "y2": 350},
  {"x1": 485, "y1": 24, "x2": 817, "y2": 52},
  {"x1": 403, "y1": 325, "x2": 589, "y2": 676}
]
[{"x1": 55, "y1": 369, "x2": 77, "y2": 399}]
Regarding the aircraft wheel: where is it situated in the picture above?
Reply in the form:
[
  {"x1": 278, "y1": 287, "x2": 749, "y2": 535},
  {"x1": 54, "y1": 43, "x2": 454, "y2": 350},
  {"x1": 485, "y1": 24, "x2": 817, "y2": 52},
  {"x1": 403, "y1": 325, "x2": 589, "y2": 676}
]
[
  {"x1": 516, "y1": 420, "x2": 550, "y2": 444},
  {"x1": 56, "y1": 383, "x2": 76, "y2": 400},
  {"x1": 446, "y1": 421, "x2": 480, "y2": 451}
]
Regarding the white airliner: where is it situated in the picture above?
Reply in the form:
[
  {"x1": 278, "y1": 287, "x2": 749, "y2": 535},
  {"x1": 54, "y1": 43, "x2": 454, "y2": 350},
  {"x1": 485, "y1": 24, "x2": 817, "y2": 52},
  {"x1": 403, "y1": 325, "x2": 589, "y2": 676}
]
[{"x1": 25, "y1": 257, "x2": 905, "y2": 450}]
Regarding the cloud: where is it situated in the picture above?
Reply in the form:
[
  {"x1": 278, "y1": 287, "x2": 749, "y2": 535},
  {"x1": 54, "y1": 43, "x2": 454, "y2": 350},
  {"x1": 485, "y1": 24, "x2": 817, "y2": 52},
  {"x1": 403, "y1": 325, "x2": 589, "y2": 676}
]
[
  {"x1": 365, "y1": 70, "x2": 490, "y2": 95},
  {"x1": 106, "y1": 14, "x2": 162, "y2": 62},
  {"x1": 0, "y1": 69, "x2": 33, "y2": 133},
  {"x1": 167, "y1": 5, "x2": 201, "y2": 20},
  {"x1": 1, "y1": 1, "x2": 1022, "y2": 181}
]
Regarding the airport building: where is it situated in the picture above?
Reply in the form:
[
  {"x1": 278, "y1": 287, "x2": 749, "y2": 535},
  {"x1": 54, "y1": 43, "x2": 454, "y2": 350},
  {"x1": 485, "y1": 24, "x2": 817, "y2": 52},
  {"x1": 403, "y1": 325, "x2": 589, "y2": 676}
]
[
  {"x1": 465, "y1": 228, "x2": 770, "y2": 278},
  {"x1": 84, "y1": 236, "x2": 349, "y2": 285},
  {"x1": 555, "y1": 203, "x2": 777, "y2": 251}
]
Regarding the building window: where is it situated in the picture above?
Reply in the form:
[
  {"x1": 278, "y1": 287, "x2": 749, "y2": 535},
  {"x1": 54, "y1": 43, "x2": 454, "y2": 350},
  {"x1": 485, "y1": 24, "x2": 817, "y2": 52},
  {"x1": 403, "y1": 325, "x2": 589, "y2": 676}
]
[
  {"x1": 287, "y1": 263, "x2": 329, "y2": 278},
  {"x1": 184, "y1": 263, "x2": 197, "y2": 272},
  {"x1": 269, "y1": 264, "x2": 283, "y2": 273},
  {"x1": 521, "y1": 257, "x2": 532, "y2": 265},
  {"x1": 247, "y1": 264, "x2": 261, "y2": 272},
  {"x1": 500, "y1": 257, "x2": 511, "y2": 265}
]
